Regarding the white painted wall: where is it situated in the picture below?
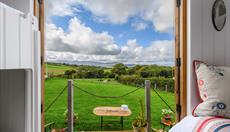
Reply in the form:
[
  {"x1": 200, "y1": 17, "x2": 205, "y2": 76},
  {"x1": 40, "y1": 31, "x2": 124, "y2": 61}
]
[
  {"x1": 0, "y1": 0, "x2": 33, "y2": 14},
  {"x1": 0, "y1": 3, "x2": 33, "y2": 69},
  {"x1": 187, "y1": 0, "x2": 230, "y2": 114},
  {"x1": 0, "y1": 2, "x2": 41, "y2": 132}
]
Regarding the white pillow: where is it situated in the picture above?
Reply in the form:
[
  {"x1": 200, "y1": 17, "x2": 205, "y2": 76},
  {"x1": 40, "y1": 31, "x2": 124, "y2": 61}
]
[{"x1": 193, "y1": 61, "x2": 230, "y2": 118}]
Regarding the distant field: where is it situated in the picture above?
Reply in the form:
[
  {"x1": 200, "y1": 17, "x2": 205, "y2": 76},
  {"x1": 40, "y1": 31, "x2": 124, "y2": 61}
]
[
  {"x1": 104, "y1": 68, "x2": 112, "y2": 72},
  {"x1": 46, "y1": 64, "x2": 76, "y2": 75},
  {"x1": 45, "y1": 78, "x2": 175, "y2": 131},
  {"x1": 46, "y1": 63, "x2": 112, "y2": 75}
]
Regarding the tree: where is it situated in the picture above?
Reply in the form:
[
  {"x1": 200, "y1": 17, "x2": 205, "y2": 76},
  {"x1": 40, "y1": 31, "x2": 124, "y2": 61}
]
[
  {"x1": 64, "y1": 69, "x2": 77, "y2": 79},
  {"x1": 128, "y1": 65, "x2": 142, "y2": 75},
  {"x1": 96, "y1": 69, "x2": 105, "y2": 78},
  {"x1": 111, "y1": 63, "x2": 128, "y2": 76},
  {"x1": 74, "y1": 65, "x2": 105, "y2": 78},
  {"x1": 138, "y1": 67, "x2": 150, "y2": 78}
]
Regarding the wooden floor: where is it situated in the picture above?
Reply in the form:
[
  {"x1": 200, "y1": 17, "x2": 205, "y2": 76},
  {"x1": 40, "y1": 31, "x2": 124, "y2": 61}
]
[
  {"x1": 85, "y1": 129, "x2": 164, "y2": 132},
  {"x1": 86, "y1": 131, "x2": 133, "y2": 132}
]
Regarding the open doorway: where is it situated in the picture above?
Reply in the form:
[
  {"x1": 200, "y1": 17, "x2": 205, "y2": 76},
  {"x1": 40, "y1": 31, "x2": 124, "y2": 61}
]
[{"x1": 41, "y1": 0, "x2": 184, "y2": 131}]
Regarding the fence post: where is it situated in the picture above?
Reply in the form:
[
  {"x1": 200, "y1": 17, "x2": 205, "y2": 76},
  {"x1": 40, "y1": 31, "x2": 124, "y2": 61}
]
[
  {"x1": 68, "y1": 80, "x2": 74, "y2": 132},
  {"x1": 165, "y1": 85, "x2": 168, "y2": 92},
  {"x1": 145, "y1": 80, "x2": 151, "y2": 132}
]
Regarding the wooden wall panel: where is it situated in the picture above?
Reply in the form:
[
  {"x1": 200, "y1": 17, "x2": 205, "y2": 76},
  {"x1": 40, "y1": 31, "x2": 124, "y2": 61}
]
[
  {"x1": 187, "y1": 0, "x2": 203, "y2": 115},
  {"x1": 0, "y1": 1, "x2": 41, "y2": 131},
  {"x1": 187, "y1": 0, "x2": 230, "y2": 114},
  {"x1": 0, "y1": 0, "x2": 32, "y2": 14},
  {"x1": 0, "y1": 3, "x2": 33, "y2": 69},
  {"x1": 226, "y1": 13, "x2": 230, "y2": 65},
  {"x1": 202, "y1": 0, "x2": 215, "y2": 64},
  {"x1": 0, "y1": 5, "x2": 3, "y2": 68},
  {"x1": 5, "y1": 8, "x2": 20, "y2": 68},
  {"x1": 20, "y1": 15, "x2": 33, "y2": 68}
]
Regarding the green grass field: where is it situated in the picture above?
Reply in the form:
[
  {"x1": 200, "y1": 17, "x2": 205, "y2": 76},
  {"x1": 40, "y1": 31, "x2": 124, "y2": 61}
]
[
  {"x1": 46, "y1": 63, "x2": 112, "y2": 76},
  {"x1": 45, "y1": 78, "x2": 175, "y2": 131},
  {"x1": 46, "y1": 64, "x2": 76, "y2": 75}
]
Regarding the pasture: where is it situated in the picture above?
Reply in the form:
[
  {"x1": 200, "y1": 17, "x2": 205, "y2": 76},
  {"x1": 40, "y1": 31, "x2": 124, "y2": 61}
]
[{"x1": 45, "y1": 78, "x2": 175, "y2": 131}]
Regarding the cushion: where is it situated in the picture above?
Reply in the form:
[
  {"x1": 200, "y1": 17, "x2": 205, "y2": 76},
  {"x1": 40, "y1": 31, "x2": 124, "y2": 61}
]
[
  {"x1": 193, "y1": 60, "x2": 230, "y2": 118},
  {"x1": 193, "y1": 60, "x2": 207, "y2": 101},
  {"x1": 193, "y1": 116, "x2": 230, "y2": 132},
  {"x1": 170, "y1": 115, "x2": 230, "y2": 132}
]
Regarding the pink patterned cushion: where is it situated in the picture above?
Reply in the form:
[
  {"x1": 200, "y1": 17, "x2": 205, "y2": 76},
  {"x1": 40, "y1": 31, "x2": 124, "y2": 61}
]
[
  {"x1": 193, "y1": 61, "x2": 208, "y2": 101},
  {"x1": 193, "y1": 117, "x2": 230, "y2": 132},
  {"x1": 193, "y1": 61, "x2": 230, "y2": 118}
]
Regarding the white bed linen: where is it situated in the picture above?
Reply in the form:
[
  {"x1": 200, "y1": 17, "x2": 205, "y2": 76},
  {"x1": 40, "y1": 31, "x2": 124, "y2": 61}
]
[{"x1": 169, "y1": 115, "x2": 201, "y2": 132}]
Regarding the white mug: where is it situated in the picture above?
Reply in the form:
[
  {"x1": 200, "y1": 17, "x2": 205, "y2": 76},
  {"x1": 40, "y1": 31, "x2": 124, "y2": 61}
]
[{"x1": 121, "y1": 104, "x2": 128, "y2": 110}]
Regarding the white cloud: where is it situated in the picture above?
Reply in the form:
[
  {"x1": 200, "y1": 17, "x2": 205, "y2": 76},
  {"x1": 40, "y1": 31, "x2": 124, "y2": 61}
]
[
  {"x1": 45, "y1": 0, "x2": 79, "y2": 18},
  {"x1": 131, "y1": 22, "x2": 148, "y2": 31},
  {"x1": 46, "y1": 51, "x2": 118, "y2": 63},
  {"x1": 78, "y1": 0, "x2": 174, "y2": 32},
  {"x1": 145, "y1": 0, "x2": 174, "y2": 32},
  {"x1": 116, "y1": 39, "x2": 174, "y2": 65},
  {"x1": 46, "y1": 23, "x2": 174, "y2": 65},
  {"x1": 45, "y1": 0, "x2": 175, "y2": 65},
  {"x1": 46, "y1": 0, "x2": 174, "y2": 33},
  {"x1": 78, "y1": 0, "x2": 142, "y2": 24},
  {"x1": 46, "y1": 17, "x2": 121, "y2": 55},
  {"x1": 46, "y1": 39, "x2": 174, "y2": 65}
]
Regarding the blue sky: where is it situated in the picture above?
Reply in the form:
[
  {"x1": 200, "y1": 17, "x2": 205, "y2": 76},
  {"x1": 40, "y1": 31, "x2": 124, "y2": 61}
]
[
  {"x1": 51, "y1": 8, "x2": 173, "y2": 47},
  {"x1": 45, "y1": 0, "x2": 174, "y2": 66}
]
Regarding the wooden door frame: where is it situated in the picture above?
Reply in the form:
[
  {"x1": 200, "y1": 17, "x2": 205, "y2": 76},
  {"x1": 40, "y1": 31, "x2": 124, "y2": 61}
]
[
  {"x1": 175, "y1": 0, "x2": 187, "y2": 122},
  {"x1": 39, "y1": 0, "x2": 45, "y2": 131},
  {"x1": 37, "y1": 0, "x2": 188, "y2": 130}
]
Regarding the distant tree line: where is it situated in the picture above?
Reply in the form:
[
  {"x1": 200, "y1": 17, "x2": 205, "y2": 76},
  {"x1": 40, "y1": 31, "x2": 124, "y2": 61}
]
[
  {"x1": 111, "y1": 63, "x2": 174, "y2": 92},
  {"x1": 60, "y1": 63, "x2": 173, "y2": 78},
  {"x1": 47, "y1": 63, "x2": 174, "y2": 92},
  {"x1": 63, "y1": 65, "x2": 110, "y2": 79}
]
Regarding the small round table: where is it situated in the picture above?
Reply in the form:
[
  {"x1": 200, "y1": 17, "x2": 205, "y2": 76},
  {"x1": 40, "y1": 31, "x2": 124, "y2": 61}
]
[{"x1": 93, "y1": 106, "x2": 132, "y2": 130}]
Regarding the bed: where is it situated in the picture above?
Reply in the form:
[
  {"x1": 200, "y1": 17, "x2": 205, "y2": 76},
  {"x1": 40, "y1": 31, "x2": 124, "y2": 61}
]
[{"x1": 170, "y1": 115, "x2": 230, "y2": 132}]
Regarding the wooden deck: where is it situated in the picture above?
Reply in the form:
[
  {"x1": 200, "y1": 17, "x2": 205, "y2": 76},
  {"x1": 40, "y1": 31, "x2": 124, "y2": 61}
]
[
  {"x1": 85, "y1": 130, "x2": 133, "y2": 132},
  {"x1": 85, "y1": 128, "x2": 165, "y2": 132}
]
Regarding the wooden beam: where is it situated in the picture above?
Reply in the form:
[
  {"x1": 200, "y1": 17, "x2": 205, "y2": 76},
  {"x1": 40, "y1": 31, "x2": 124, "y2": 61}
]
[
  {"x1": 174, "y1": 0, "x2": 181, "y2": 122},
  {"x1": 174, "y1": 0, "x2": 187, "y2": 122},
  {"x1": 145, "y1": 80, "x2": 151, "y2": 132},
  {"x1": 34, "y1": 0, "x2": 37, "y2": 16},
  {"x1": 37, "y1": 0, "x2": 45, "y2": 131},
  {"x1": 180, "y1": 0, "x2": 187, "y2": 119}
]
